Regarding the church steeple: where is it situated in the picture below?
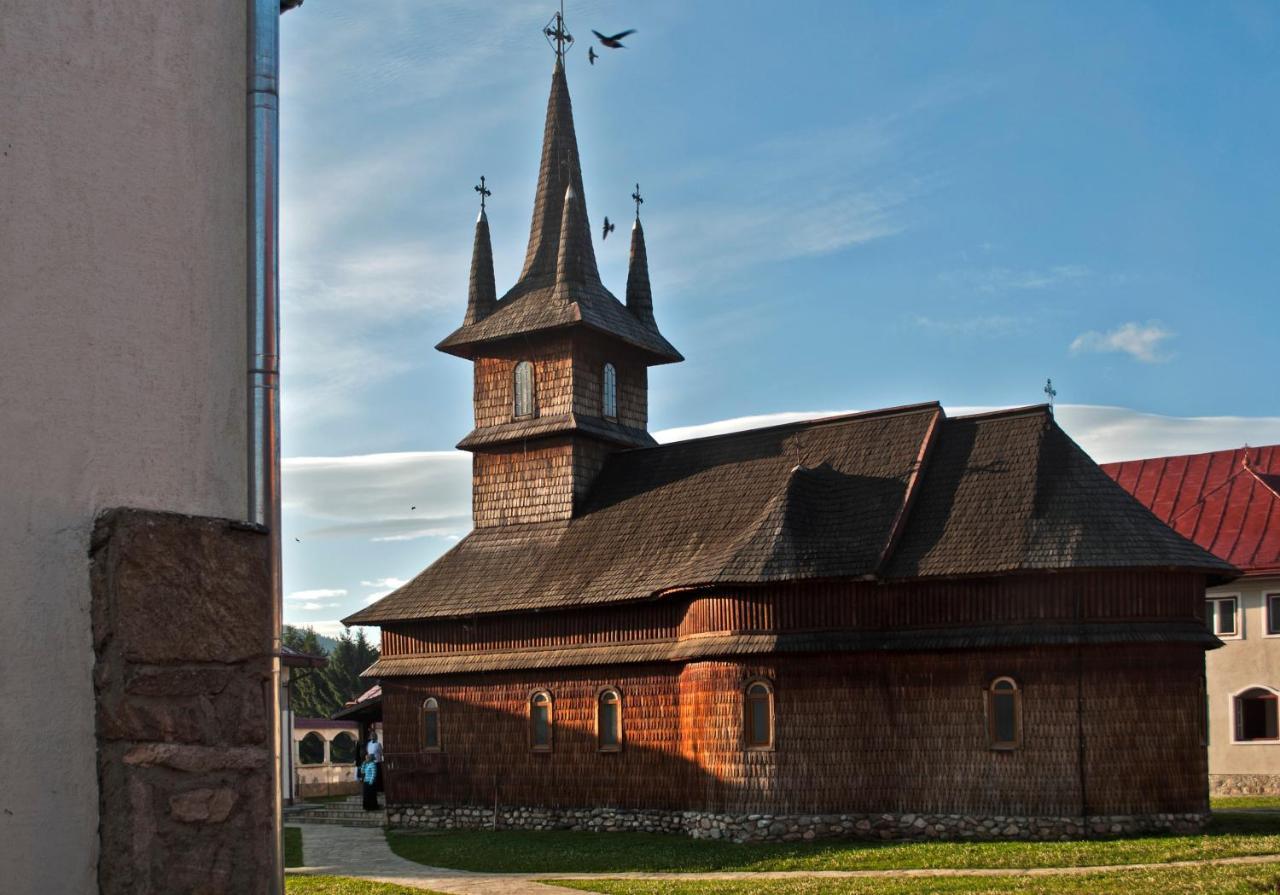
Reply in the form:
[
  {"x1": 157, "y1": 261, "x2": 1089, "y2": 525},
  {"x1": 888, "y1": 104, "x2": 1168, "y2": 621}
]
[
  {"x1": 626, "y1": 217, "x2": 653, "y2": 326},
  {"x1": 463, "y1": 208, "x2": 496, "y2": 325},
  {"x1": 553, "y1": 182, "x2": 598, "y2": 300}
]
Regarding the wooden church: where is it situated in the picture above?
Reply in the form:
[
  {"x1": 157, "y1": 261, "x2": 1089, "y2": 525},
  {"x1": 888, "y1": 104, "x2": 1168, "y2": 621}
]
[{"x1": 346, "y1": 33, "x2": 1236, "y2": 842}]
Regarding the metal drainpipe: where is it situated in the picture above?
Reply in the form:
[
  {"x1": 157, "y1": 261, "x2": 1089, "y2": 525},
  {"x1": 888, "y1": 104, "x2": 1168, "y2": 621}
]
[{"x1": 248, "y1": 0, "x2": 283, "y2": 891}]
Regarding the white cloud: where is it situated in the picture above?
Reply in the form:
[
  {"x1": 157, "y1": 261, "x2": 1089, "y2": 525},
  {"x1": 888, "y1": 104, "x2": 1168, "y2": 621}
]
[
  {"x1": 283, "y1": 451, "x2": 471, "y2": 542},
  {"x1": 1070, "y1": 322, "x2": 1174, "y2": 363},
  {"x1": 286, "y1": 588, "x2": 349, "y2": 602},
  {"x1": 302, "y1": 619, "x2": 380, "y2": 642},
  {"x1": 297, "y1": 602, "x2": 340, "y2": 611}
]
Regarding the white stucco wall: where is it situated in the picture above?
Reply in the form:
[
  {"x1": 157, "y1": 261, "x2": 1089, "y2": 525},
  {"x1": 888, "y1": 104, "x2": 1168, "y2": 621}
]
[
  {"x1": 0, "y1": 4, "x2": 248, "y2": 891},
  {"x1": 1207, "y1": 577, "x2": 1280, "y2": 779}
]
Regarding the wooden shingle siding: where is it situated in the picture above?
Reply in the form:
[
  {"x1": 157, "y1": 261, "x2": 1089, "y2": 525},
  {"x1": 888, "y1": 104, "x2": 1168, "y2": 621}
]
[{"x1": 381, "y1": 645, "x2": 1206, "y2": 817}]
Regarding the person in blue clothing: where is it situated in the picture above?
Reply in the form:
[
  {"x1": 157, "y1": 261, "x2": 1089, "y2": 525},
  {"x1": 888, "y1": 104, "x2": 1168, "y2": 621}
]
[{"x1": 358, "y1": 752, "x2": 379, "y2": 811}]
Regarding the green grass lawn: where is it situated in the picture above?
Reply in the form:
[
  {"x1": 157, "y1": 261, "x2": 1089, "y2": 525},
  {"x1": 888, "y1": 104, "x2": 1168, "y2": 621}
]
[
  {"x1": 548, "y1": 861, "x2": 1280, "y2": 894},
  {"x1": 386, "y1": 813, "x2": 1280, "y2": 874},
  {"x1": 285, "y1": 877, "x2": 450, "y2": 895},
  {"x1": 285, "y1": 826, "x2": 303, "y2": 869},
  {"x1": 1212, "y1": 794, "x2": 1280, "y2": 811}
]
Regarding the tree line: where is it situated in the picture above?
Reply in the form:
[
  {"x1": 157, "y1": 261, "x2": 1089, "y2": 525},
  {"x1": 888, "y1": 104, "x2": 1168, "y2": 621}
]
[{"x1": 282, "y1": 624, "x2": 379, "y2": 719}]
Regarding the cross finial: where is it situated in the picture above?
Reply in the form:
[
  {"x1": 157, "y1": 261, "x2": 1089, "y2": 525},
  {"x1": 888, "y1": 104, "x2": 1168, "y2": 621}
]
[
  {"x1": 631, "y1": 183, "x2": 644, "y2": 219},
  {"x1": 543, "y1": 2, "x2": 574, "y2": 59},
  {"x1": 1044, "y1": 378, "x2": 1057, "y2": 407},
  {"x1": 474, "y1": 175, "x2": 491, "y2": 211}
]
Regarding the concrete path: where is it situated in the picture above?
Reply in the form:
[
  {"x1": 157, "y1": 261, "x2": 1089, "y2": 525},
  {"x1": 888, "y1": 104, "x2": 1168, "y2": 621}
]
[{"x1": 288, "y1": 821, "x2": 1280, "y2": 893}]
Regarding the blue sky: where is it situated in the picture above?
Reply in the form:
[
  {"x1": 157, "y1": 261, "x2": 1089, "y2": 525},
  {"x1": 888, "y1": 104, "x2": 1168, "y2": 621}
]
[{"x1": 277, "y1": 1, "x2": 1280, "y2": 635}]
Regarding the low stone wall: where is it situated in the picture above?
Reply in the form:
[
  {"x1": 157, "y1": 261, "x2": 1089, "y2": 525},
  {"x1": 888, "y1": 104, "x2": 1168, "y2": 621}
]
[
  {"x1": 388, "y1": 803, "x2": 1208, "y2": 843},
  {"x1": 1210, "y1": 774, "x2": 1280, "y2": 796}
]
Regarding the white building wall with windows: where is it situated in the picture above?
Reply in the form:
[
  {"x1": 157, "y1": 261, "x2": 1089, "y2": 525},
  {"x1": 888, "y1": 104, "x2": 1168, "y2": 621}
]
[{"x1": 1206, "y1": 577, "x2": 1280, "y2": 790}]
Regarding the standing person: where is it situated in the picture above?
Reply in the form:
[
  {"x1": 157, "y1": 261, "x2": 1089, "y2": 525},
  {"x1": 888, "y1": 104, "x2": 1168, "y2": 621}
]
[
  {"x1": 366, "y1": 730, "x2": 384, "y2": 793},
  {"x1": 358, "y1": 751, "x2": 379, "y2": 811}
]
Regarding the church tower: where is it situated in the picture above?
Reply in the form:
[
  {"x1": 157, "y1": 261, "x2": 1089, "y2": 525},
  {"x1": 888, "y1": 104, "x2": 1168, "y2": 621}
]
[{"x1": 437, "y1": 38, "x2": 681, "y2": 528}]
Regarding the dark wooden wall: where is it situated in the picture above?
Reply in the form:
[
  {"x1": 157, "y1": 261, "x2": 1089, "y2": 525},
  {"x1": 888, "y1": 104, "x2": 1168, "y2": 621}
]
[{"x1": 381, "y1": 643, "x2": 1208, "y2": 817}]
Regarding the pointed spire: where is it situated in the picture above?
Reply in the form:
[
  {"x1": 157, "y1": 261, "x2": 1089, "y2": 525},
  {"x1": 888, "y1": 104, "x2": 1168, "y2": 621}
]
[
  {"x1": 554, "y1": 183, "x2": 598, "y2": 299},
  {"x1": 626, "y1": 217, "x2": 654, "y2": 325},
  {"x1": 463, "y1": 208, "x2": 496, "y2": 325},
  {"x1": 516, "y1": 59, "x2": 601, "y2": 290}
]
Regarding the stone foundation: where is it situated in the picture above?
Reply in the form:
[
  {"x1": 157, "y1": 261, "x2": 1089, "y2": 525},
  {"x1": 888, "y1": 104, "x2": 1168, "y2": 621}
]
[
  {"x1": 388, "y1": 803, "x2": 1208, "y2": 843},
  {"x1": 1210, "y1": 774, "x2": 1280, "y2": 796}
]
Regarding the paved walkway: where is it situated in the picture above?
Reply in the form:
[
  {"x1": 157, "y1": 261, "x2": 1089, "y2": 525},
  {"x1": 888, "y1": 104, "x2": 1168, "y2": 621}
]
[{"x1": 288, "y1": 821, "x2": 1280, "y2": 893}]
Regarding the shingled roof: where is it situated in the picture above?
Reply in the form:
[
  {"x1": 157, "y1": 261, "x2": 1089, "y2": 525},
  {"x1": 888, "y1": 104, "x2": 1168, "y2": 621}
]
[
  {"x1": 346, "y1": 404, "x2": 1235, "y2": 625},
  {"x1": 1102, "y1": 444, "x2": 1280, "y2": 575},
  {"x1": 436, "y1": 60, "x2": 681, "y2": 364}
]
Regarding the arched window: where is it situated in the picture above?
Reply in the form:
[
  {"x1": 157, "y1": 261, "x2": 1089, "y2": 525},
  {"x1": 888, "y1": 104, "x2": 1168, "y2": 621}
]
[
  {"x1": 530, "y1": 691, "x2": 553, "y2": 752},
  {"x1": 423, "y1": 697, "x2": 442, "y2": 752},
  {"x1": 513, "y1": 361, "x2": 535, "y2": 418},
  {"x1": 1235, "y1": 687, "x2": 1279, "y2": 742},
  {"x1": 744, "y1": 680, "x2": 775, "y2": 750},
  {"x1": 298, "y1": 731, "x2": 325, "y2": 765},
  {"x1": 602, "y1": 363, "x2": 617, "y2": 419},
  {"x1": 330, "y1": 731, "x2": 358, "y2": 764},
  {"x1": 987, "y1": 677, "x2": 1021, "y2": 750},
  {"x1": 597, "y1": 688, "x2": 622, "y2": 752}
]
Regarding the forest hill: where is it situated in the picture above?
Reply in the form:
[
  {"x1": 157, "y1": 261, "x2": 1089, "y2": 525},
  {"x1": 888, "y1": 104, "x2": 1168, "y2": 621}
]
[{"x1": 283, "y1": 625, "x2": 379, "y2": 718}]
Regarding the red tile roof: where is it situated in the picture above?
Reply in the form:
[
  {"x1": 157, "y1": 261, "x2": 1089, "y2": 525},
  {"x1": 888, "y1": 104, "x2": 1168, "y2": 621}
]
[{"x1": 1101, "y1": 444, "x2": 1280, "y2": 576}]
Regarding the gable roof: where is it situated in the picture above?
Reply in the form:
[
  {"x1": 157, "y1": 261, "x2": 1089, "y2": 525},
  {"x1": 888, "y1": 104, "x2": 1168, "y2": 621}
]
[
  {"x1": 1101, "y1": 444, "x2": 1280, "y2": 575},
  {"x1": 436, "y1": 60, "x2": 680, "y2": 364},
  {"x1": 346, "y1": 404, "x2": 1234, "y2": 625}
]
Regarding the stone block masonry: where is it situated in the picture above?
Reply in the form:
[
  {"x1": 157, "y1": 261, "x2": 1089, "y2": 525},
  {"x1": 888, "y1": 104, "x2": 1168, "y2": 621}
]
[
  {"x1": 92, "y1": 508, "x2": 274, "y2": 895},
  {"x1": 388, "y1": 803, "x2": 1208, "y2": 843}
]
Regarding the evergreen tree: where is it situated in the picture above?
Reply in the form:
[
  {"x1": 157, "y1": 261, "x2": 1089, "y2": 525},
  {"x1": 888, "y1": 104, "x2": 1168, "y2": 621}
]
[{"x1": 281, "y1": 624, "x2": 378, "y2": 718}]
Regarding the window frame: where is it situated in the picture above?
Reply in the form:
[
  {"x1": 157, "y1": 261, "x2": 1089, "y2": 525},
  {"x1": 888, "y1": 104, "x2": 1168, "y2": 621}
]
[
  {"x1": 422, "y1": 696, "x2": 443, "y2": 753},
  {"x1": 513, "y1": 360, "x2": 536, "y2": 419},
  {"x1": 596, "y1": 687, "x2": 624, "y2": 753},
  {"x1": 1206, "y1": 594, "x2": 1242, "y2": 640},
  {"x1": 602, "y1": 362, "x2": 618, "y2": 420},
  {"x1": 985, "y1": 676, "x2": 1022, "y2": 751},
  {"x1": 1265, "y1": 594, "x2": 1280, "y2": 638},
  {"x1": 743, "y1": 678, "x2": 776, "y2": 752},
  {"x1": 529, "y1": 690, "x2": 554, "y2": 753},
  {"x1": 1232, "y1": 685, "x2": 1280, "y2": 744}
]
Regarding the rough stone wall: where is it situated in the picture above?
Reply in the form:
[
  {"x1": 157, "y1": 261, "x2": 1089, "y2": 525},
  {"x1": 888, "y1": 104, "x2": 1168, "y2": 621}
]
[
  {"x1": 1210, "y1": 774, "x2": 1280, "y2": 795},
  {"x1": 92, "y1": 509, "x2": 273, "y2": 895},
  {"x1": 388, "y1": 803, "x2": 1208, "y2": 843}
]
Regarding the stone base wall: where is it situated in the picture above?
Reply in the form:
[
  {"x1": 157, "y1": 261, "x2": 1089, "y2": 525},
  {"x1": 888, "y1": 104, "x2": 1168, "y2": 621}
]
[
  {"x1": 388, "y1": 803, "x2": 1208, "y2": 843},
  {"x1": 1210, "y1": 774, "x2": 1280, "y2": 796},
  {"x1": 92, "y1": 509, "x2": 274, "y2": 895}
]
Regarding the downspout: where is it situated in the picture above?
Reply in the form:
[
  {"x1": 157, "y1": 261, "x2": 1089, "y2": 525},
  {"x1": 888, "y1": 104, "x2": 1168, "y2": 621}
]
[{"x1": 248, "y1": 1, "x2": 283, "y2": 891}]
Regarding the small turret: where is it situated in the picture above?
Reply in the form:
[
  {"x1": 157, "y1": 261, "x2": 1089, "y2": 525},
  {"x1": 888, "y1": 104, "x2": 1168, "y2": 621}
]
[
  {"x1": 463, "y1": 208, "x2": 496, "y2": 325},
  {"x1": 625, "y1": 216, "x2": 653, "y2": 325}
]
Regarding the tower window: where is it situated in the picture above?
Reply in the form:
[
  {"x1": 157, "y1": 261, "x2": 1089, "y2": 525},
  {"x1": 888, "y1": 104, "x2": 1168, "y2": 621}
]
[
  {"x1": 986, "y1": 677, "x2": 1021, "y2": 750},
  {"x1": 597, "y1": 688, "x2": 622, "y2": 751},
  {"x1": 423, "y1": 697, "x2": 442, "y2": 752},
  {"x1": 602, "y1": 363, "x2": 617, "y2": 419},
  {"x1": 744, "y1": 679, "x2": 775, "y2": 750},
  {"x1": 530, "y1": 691, "x2": 553, "y2": 752},
  {"x1": 513, "y1": 361, "x2": 536, "y2": 418}
]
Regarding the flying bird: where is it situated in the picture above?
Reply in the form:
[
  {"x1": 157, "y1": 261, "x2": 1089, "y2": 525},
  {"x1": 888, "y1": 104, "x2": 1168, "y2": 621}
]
[
  {"x1": 410, "y1": 505, "x2": 416, "y2": 511},
  {"x1": 592, "y1": 29, "x2": 636, "y2": 49},
  {"x1": 588, "y1": 47, "x2": 598, "y2": 65},
  {"x1": 602, "y1": 217, "x2": 616, "y2": 240}
]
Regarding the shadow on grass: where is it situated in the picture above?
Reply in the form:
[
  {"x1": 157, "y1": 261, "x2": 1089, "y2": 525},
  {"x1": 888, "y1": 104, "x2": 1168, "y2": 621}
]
[{"x1": 385, "y1": 812, "x2": 1280, "y2": 875}]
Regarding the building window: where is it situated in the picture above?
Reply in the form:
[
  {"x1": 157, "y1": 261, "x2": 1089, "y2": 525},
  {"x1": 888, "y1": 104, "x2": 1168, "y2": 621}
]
[
  {"x1": 513, "y1": 361, "x2": 536, "y2": 418},
  {"x1": 1268, "y1": 595, "x2": 1280, "y2": 636},
  {"x1": 423, "y1": 697, "x2": 442, "y2": 752},
  {"x1": 597, "y1": 688, "x2": 622, "y2": 751},
  {"x1": 330, "y1": 731, "x2": 358, "y2": 764},
  {"x1": 987, "y1": 677, "x2": 1021, "y2": 750},
  {"x1": 298, "y1": 732, "x2": 325, "y2": 766},
  {"x1": 602, "y1": 363, "x2": 617, "y2": 419},
  {"x1": 1235, "y1": 688, "x2": 1279, "y2": 742},
  {"x1": 1206, "y1": 596, "x2": 1240, "y2": 638},
  {"x1": 530, "y1": 691, "x2": 553, "y2": 752},
  {"x1": 744, "y1": 680, "x2": 775, "y2": 750}
]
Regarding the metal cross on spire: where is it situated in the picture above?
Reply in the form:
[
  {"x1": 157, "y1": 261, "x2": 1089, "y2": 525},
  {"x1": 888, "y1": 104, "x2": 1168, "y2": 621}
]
[
  {"x1": 543, "y1": 1, "x2": 574, "y2": 59},
  {"x1": 1044, "y1": 378, "x2": 1057, "y2": 407},
  {"x1": 631, "y1": 183, "x2": 644, "y2": 219},
  {"x1": 474, "y1": 175, "x2": 491, "y2": 211}
]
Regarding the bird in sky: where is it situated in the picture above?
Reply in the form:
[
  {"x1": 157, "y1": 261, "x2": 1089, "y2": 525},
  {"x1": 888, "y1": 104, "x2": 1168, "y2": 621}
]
[
  {"x1": 602, "y1": 217, "x2": 616, "y2": 240},
  {"x1": 592, "y1": 29, "x2": 636, "y2": 49},
  {"x1": 410, "y1": 505, "x2": 416, "y2": 511},
  {"x1": 588, "y1": 46, "x2": 598, "y2": 65}
]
